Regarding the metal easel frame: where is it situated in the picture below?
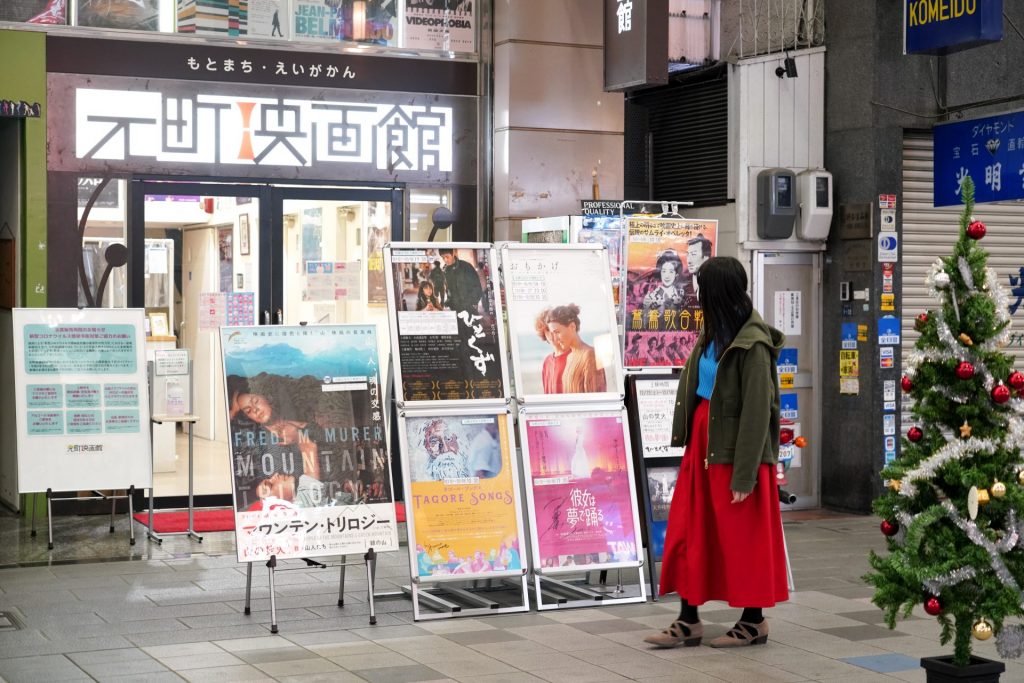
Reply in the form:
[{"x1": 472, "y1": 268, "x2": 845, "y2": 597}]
[
  {"x1": 144, "y1": 358, "x2": 202, "y2": 543},
  {"x1": 30, "y1": 487, "x2": 136, "y2": 550}
]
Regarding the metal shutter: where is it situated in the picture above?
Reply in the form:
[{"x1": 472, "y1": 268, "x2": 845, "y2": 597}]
[{"x1": 902, "y1": 132, "x2": 1024, "y2": 370}]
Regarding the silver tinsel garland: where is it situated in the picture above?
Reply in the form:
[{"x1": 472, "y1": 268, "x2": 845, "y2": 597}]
[
  {"x1": 997, "y1": 624, "x2": 1024, "y2": 659},
  {"x1": 941, "y1": 501, "x2": 1021, "y2": 594},
  {"x1": 958, "y1": 257, "x2": 975, "y2": 291},
  {"x1": 922, "y1": 566, "x2": 977, "y2": 596},
  {"x1": 900, "y1": 438, "x2": 998, "y2": 497}
]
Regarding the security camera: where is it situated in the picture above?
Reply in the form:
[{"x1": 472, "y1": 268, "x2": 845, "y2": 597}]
[{"x1": 775, "y1": 56, "x2": 798, "y2": 79}]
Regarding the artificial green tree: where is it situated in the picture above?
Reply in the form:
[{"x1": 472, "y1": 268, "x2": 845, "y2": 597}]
[{"x1": 867, "y1": 176, "x2": 1024, "y2": 666}]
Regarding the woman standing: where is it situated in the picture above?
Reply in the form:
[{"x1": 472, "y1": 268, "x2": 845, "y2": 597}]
[
  {"x1": 644, "y1": 256, "x2": 788, "y2": 649},
  {"x1": 546, "y1": 304, "x2": 607, "y2": 394}
]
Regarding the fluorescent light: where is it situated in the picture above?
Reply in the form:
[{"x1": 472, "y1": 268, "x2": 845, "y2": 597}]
[{"x1": 410, "y1": 193, "x2": 443, "y2": 203}]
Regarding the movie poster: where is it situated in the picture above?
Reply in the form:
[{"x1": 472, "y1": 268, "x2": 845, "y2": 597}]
[
  {"x1": 293, "y1": 0, "x2": 398, "y2": 45},
  {"x1": 623, "y1": 217, "x2": 718, "y2": 368},
  {"x1": 634, "y1": 376, "x2": 684, "y2": 458},
  {"x1": 404, "y1": 0, "x2": 475, "y2": 53},
  {"x1": 221, "y1": 324, "x2": 399, "y2": 563},
  {"x1": 1, "y1": 1, "x2": 65, "y2": 24},
  {"x1": 402, "y1": 412, "x2": 524, "y2": 579},
  {"x1": 77, "y1": 0, "x2": 161, "y2": 29},
  {"x1": 645, "y1": 465, "x2": 678, "y2": 561},
  {"x1": 501, "y1": 246, "x2": 622, "y2": 401},
  {"x1": 365, "y1": 202, "x2": 391, "y2": 306},
  {"x1": 522, "y1": 410, "x2": 641, "y2": 570},
  {"x1": 386, "y1": 244, "x2": 505, "y2": 402}
]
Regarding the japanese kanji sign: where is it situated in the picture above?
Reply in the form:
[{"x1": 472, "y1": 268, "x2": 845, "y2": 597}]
[{"x1": 934, "y1": 109, "x2": 1024, "y2": 206}]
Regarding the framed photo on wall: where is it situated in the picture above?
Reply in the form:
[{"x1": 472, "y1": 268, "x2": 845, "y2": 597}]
[
  {"x1": 148, "y1": 312, "x2": 169, "y2": 337},
  {"x1": 238, "y1": 214, "x2": 250, "y2": 256}
]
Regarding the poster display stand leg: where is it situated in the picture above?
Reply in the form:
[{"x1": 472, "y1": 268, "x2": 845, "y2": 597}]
[
  {"x1": 405, "y1": 575, "x2": 531, "y2": 622},
  {"x1": 365, "y1": 548, "x2": 377, "y2": 625},
  {"x1": 532, "y1": 567, "x2": 648, "y2": 610},
  {"x1": 42, "y1": 488, "x2": 138, "y2": 551},
  {"x1": 29, "y1": 494, "x2": 36, "y2": 538},
  {"x1": 244, "y1": 561, "x2": 253, "y2": 615},
  {"x1": 145, "y1": 414, "x2": 202, "y2": 544},
  {"x1": 267, "y1": 556, "x2": 279, "y2": 634},
  {"x1": 337, "y1": 556, "x2": 346, "y2": 607},
  {"x1": 46, "y1": 488, "x2": 53, "y2": 550}
]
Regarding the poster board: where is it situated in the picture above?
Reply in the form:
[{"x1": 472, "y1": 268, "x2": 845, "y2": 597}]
[
  {"x1": 384, "y1": 243, "x2": 508, "y2": 405},
  {"x1": 630, "y1": 374, "x2": 683, "y2": 459},
  {"x1": 397, "y1": 408, "x2": 527, "y2": 582},
  {"x1": 623, "y1": 216, "x2": 718, "y2": 368},
  {"x1": 221, "y1": 324, "x2": 399, "y2": 563},
  {"x1": 499, "y1": 244, "x2": 624, "y2": 405},
  {"x1": 12, "y1": 308, "x2": 152, "y2": 493},
  {"x1": 517, "y1": 405, "x2": 643, "y2": 574},
  {"x1": 404, "y1": 0, "x2": 476, "y2": 53}
]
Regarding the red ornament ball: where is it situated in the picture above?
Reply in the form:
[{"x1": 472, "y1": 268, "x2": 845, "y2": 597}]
[
  {"x1": 924, "y1": 596, "x2": 943, "y2": 616},
  {"x1": 880, "y1": 520, "x2": 899, "y2": 536},
  {"x1": 901, "y1": 376, "x2": 913, "y2": 393},
  {"x1": 1009, "y1": 371, "x2": 1024, "y2": 391},
  {"x1": 956, "y1": 361, "x2": 975, "y2": 380},
  {"x1": 780, "y1": 428, "x2": 794, "y2": 445},
  {"x1": 992, "y1": 382, "x2": 1011, "y2": 404},
  {"x1": 967, "y1": 220, "x2": 987, "y2": 240},
  {"x1": 915, "y1": 313, "x2": 929, "y2": 331},
  {"x1": 908, "y1": 427, "x2": 924, "y2": 442}
]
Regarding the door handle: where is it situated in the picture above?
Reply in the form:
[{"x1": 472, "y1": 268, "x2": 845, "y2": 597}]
[
  {"x1": 275, "y1": 309, "x2": 283, "y2": 325},
  {"x1": 263, "y1": 310, "x2": 270, "y2": 325}
]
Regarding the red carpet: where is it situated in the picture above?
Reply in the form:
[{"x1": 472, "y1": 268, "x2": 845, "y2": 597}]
[
  {"x1": 133, "y1": 509, "x2": 236, "y2": 533},
  {"x1": 134, "y1": 503, "x2": 405, "y2": 533}
]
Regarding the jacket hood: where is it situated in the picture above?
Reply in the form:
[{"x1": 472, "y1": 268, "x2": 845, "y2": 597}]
[{"x1": 731, "y1": 309, "x2": 785, "y2": 358}]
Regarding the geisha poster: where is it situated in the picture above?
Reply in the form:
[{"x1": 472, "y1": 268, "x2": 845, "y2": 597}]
[
  {"x1": 522, "y1": 410, "x2": 641, "y2": 570},
  {"x1": 385, "y1": 244, "x2": 506, "y2": 402},
  {"x1": 221, "y1": 324, "x2": 399, "y2": 563},
  {"x1": 402, "y1": 413, "x2": 524, "y2": 579},
  {"x1": 501, "y1": 245, "x2": 623, "y2": 402},
  {"x1": 623, "y1": 217, "x2": 718, "y2": 368}
]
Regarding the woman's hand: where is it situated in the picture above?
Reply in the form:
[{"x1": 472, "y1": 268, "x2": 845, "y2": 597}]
[{"x1": 731, "y1": 490, "x2": 751, "y2": 503}]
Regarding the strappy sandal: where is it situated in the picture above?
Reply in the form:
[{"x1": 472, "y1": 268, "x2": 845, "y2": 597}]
[
  {"x1": 643, "y1": 619, "x2": 703, "y2": 648},
  {"x1": 708, "y1": 619, "x2": 769, "y2": 647}
]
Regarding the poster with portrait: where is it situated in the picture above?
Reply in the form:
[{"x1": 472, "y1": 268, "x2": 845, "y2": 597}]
[
  {"x1": 221, "y1": 324, "x2": 399, "y2": 563},
  {"x1": 385, "y1": 244, "x2": 507, "y2": 403},
  {"x1": 500, "y1": 244, "x2": 623, "y2": 404},
  {"x1": 292, "y1": 0, "x2": 398, "y2": 45},
  {"x1": 12, "y1": 308, "x2": 151, "y2": 495},
  {"x1": 645, "y1": 465, "x2": 678, "y2": 561},
  {"x1": 365, "y1": 202, "x2": 392, "y2": 306},
  {"x1": 519, "y1": 407, "x2": 643, "y2": 572},
  {"x1": 399, "y1": 411, "x2": 526, "y2": 581},
  {"x1": 404, "y1": 0, "x2": 475, "y2": 53},
  {"x1": 0, "y1": 1, "x2": 66, "y2": 23},
  {"x1": 623, "y1": 217, "x2": 718, "y2": 368},
  {"x1": 77, "y1": 0, "x2": 161, "y2": 29}
]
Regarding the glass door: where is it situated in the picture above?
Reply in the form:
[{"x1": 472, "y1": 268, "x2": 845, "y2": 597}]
[
  {"x1": 130, "y1": 181, "x2": 266, "y2": 498},
  {"x1": 273, "y1": 187, "x2": 402, "y2": 365}
]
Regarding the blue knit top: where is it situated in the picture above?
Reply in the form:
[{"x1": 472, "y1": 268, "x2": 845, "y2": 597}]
[{"x1": 696, "y1": 342, "x2": 719, "y2": 400}]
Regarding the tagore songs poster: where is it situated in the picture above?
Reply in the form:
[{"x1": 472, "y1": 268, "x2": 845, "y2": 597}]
[
  {"x1": 387, "y1": 246, "x2": 505, "y2": 402},
  {"x1": 221, "y1": 324, "x2": 398, "y2": 563},
  {"x1": 403, "y1": 413, "x2": 524, "y2": 579}
]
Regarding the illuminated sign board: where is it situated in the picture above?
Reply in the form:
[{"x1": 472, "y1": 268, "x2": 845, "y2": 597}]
[{"x1": 905, "y1": 0, "x2": 1002, "y2": 54}]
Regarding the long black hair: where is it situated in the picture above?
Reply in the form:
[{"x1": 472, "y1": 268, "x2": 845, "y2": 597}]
[{"x1": 697, "y1": 257, "x2": 753, "y2": 360}]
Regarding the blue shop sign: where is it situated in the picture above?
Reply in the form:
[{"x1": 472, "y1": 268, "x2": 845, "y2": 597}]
[
  {"x1": 934, "y1": 109, "x2": 1024, "y2": 206},
  {"x1": 905, "y1": 0, "x2": 1002, "y2": 54}
]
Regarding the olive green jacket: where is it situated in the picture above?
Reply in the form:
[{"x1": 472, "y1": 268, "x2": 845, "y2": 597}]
[{"x1": 669, "y1": 310, "x2": 785, "y2": 493}]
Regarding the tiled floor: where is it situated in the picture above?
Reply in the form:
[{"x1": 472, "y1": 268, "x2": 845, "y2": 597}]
[{"x1": 1, "y1": 509, "x2": 1022, "y2": 682}]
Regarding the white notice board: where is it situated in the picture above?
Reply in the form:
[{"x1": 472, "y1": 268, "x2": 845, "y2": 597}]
[{"x1": 12, "y1": 308, "x2": 152, "y2": 492}]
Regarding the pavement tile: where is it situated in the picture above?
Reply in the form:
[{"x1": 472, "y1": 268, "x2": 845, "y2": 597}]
[
  {"x1": 0, "y1": 654, "x2": 92, "y2": 682},
  {"x1": 127, "y1": 626, "x2": 272, "y2": 648},
  {"x1": 155, "y1": 652, "x2": 247, "y2": 671},
  {"x1": 178, "y1": 664, "x2": 276, "y2": 682},
  {"x1": 352, "y1": 664, "x2": 448, "y2": 683},
  {"x1": 444, "y1": 629, "x2": 525, "y2": 645},
  {"x1": 252, "y1": 656, "x2": 343, "y2": 676},
  {"x1": 820, "y1": 625, "x2": 910, "y2": 641},
  {"x1": 531, "y1": 661, "x2": 633, "y2": 682},
  {"x1": 424, "y1": 656, "x2": 518, "y2": 677}
]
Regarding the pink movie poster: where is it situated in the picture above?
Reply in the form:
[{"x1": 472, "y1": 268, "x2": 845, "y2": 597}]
[
  {"x1": 523, "y1": 411, "x2": 639, "y2": 569},
  {"x1": 623, "y1": 217, "x2": 718, "y2": 368}
]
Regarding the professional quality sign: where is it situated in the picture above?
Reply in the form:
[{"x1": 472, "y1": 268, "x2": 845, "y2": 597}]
[{"x1": 905, "y1": 0, "x2": 1002, "y2": 54}]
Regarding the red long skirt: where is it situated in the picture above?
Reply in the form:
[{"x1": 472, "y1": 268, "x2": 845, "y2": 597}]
[{"x1": 659, "y1": 400, "x2": 790, "y2": 607}]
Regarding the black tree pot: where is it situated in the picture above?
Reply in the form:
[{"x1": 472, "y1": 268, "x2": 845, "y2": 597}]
[{"x1": 920, "y1": 655, "x2": 1005, "y2": 682}]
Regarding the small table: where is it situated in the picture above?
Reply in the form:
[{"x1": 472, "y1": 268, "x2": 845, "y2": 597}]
[{"x1": 148, "y1": 413, "x2": 202, "y2": 543}]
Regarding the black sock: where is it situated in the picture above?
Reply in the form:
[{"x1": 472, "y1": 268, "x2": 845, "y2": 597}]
[
  {"x1": 740, "y1": 607, "x2": 763, "y2": 623},
  {"x1": 677, "y1": 599, "x2": 699, "y2": 624}
]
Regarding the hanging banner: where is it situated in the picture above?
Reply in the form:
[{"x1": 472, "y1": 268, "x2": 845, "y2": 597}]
[
  {"x1": 500, "y1": 244, "x2": 624, "y2": 404},
  {"x1": 404, "y1": 0, "x2": 475, "y2": 53},
  {"x1": 520, "y1": 408, "x2": 642, "y2": 572},
  {"x1": 632, "y1": 375, "x2": 683, "y2": 458},
  {"x1": 623, "y1": 216, "x2": 718, "y2": 368},
  {"x1": 221, "y1": 324, "x2": 399, "y2": 563},
  {"x1": 385, "y1": 244, "x2": 507, "y2": 403},
  {"x1": 400, "y1": 411, "x2": 526, "y2": 580},
  {"x1": 365, "y1": 202, "x2": 391, "y2": 306},
  {"x1": 12, "y1": 308, "x2": 152, "y2": 492}
]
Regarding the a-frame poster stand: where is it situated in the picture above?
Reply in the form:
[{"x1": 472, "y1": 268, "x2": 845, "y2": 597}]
[{"x1": 220, "y1": 324, "x2": 401, "y2": 633}]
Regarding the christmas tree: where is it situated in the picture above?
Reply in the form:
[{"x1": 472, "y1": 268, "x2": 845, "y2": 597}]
[{"x1": 866, "y1": 176, "x2": 1024, "y2": 667}]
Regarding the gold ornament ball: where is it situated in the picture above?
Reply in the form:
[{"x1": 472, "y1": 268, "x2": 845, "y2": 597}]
[
  {"x1": 889, "y1": 479, "x2": 902, "y2": 492},
  {"x1": 992, "y1": 481, "x2": 1007, "y2": 499},
  {"x1": 977, "y1": 489, "x2": 991, "y2": 506},
  {"x1": 1019, "y1": 470, "x2": 1024, "y2": 486},
  {"x1": 973, "y1": 619, "x2": 994, "y2": 641}
]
